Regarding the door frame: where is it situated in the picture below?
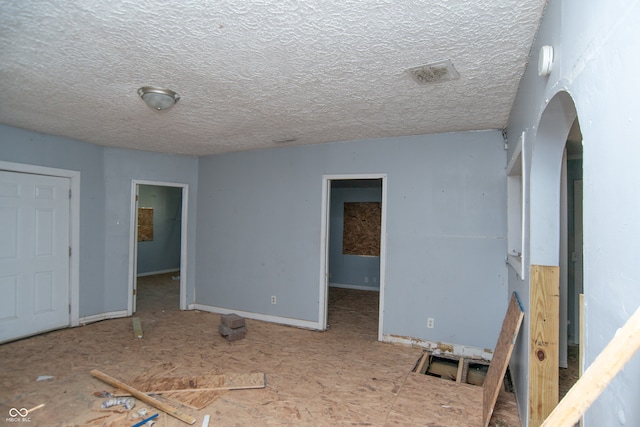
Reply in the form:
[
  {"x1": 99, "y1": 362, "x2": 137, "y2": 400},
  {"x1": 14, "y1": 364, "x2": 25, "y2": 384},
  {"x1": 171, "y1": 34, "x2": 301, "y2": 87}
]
[
  {"x1": 0, "y1": 160, "x2": 80, "y2": 327},
  {"x1": 319, "y1": 173, "x2": 387, "y2": 340},
  {"x1": 128, "y1": 180, "x2": 189, "y2": 313}
]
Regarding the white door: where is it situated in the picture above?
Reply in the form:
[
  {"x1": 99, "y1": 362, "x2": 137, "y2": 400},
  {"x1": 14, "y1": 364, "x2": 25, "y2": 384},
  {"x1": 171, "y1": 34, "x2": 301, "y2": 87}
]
[{"x1": 0, "y1": 171, "x2": 70, "y2": 342}]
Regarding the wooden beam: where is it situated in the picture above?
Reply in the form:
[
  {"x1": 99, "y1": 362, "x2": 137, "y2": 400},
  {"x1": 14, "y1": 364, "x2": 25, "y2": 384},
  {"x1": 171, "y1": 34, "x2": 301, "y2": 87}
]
[
  {"x1": 542, "y1": 304, "x2": 640, "y2": 427},
  {"x1": 91, "y1": 369, "x2": 196, "y2": 425},
  {"x1": 456, "y1": 357, "x2": 464, "y2": 383},
  {"x1": 414, "y1": 352, "x2": 429, "y2": 374},
  {"x1": 482, "y1": 292, "x2": 525, "y2": 427},
  {"x1": 529, "y1": 265, "x2": 559, "y2": 426}
]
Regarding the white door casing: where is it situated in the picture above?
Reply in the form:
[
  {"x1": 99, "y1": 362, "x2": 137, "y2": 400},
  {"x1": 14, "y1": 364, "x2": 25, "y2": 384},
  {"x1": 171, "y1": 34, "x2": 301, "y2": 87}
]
[{"x1": 0, "y1": 171, "x2": 71, "y2": 342}]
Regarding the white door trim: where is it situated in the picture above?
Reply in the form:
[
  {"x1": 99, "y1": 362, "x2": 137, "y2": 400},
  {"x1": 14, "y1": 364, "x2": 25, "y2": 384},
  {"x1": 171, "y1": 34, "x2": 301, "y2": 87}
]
[
  {"x1": 0, "y1": 161, "x2": 80, "y2": 327},
  {"x1": 128, "y1": 180, "x2": 189, "y2": 313},
  {"x1": 319, "y1": 173, "x2": 387, "y2": 341}
]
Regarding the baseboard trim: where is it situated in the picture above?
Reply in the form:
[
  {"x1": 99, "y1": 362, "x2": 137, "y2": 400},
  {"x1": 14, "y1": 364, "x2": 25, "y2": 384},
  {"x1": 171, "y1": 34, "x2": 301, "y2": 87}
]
[
  {"x1": 136, "y1": 268, "x2": 180, "y2": 277},
  {"x1": 329, "y1": 282, "x2": 380, "y2": 292},
  {"x1": 79, "y1": 310, "x2": 129, "y2": 325},
  {"x1": 193, "y1": 304, "x2": 321, "y2": 330},
  {"x1": 383, "y1": 334, "x2": 493, "y2": 360}
]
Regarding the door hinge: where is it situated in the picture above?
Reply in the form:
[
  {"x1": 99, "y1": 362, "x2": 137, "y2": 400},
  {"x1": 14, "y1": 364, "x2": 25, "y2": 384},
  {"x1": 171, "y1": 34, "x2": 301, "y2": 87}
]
[
  {"x1": 69, "y1": 189, "x2": 72, "y2": 199},
  {"x1": 133, "y1": 288, "x2": 136, "y2": 296},
  {"x1": 135, "y1": 195, "x2": 139, "y2": 202},
  {"x1": 69, "y1": 246, "x2": 72, "y2": 257},
  {"x1": 69, "y1": 304, "x2": 71, "y2": 314}
]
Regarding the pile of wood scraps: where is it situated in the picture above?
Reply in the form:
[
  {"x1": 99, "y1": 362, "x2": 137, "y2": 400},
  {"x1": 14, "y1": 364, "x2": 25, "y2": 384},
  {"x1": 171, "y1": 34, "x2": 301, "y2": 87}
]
[{"x1": 90, "y1": 362, "x2": 266, "y2": 425}]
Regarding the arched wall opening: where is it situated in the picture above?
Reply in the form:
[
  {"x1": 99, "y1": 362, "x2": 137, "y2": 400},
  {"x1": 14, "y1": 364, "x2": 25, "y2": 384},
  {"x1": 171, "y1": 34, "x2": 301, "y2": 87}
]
[{"x1": 527, "y1": 91, "x2": 581, "y2": 425}]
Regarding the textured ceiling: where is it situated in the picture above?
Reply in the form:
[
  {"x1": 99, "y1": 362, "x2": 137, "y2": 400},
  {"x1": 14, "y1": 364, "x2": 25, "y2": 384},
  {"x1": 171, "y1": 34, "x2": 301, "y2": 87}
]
[{"x1": 0, "y1": 1, "x2": 547, "y2": 156}]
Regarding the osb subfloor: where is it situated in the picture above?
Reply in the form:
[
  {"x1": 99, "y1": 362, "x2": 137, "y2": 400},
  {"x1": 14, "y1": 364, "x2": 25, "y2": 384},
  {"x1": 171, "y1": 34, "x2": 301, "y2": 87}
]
[{"x1": 0, "y1": 274, "x2": 520, "y2": 426}]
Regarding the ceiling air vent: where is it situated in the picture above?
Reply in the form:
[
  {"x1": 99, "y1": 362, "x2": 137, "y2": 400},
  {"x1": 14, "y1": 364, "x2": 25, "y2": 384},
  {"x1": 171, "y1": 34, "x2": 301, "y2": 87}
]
[{"x1": 406, "y1": 59, "x2": 460, "y2": 84}]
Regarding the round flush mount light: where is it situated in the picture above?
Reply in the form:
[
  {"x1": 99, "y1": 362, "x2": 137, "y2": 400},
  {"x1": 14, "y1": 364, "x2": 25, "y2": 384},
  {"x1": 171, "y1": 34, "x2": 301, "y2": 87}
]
[{"x1": 137, "y1": 86, "x2": 180, "y2": 110}]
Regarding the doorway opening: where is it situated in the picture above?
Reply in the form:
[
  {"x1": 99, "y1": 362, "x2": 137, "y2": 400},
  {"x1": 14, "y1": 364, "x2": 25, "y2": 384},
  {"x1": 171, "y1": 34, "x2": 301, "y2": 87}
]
[
  {"x1": 128, "y1": 180, "x2": 188, "y2": 315},
  {"x1": 319, "y1": 174, "x2": 387, "y2": 340},
  {"x1": 528, "y1": 91, "x2": 582, "y2": 424},
  {"x1": 559, "y1": 118, "x2": 583, "y2": 399}
]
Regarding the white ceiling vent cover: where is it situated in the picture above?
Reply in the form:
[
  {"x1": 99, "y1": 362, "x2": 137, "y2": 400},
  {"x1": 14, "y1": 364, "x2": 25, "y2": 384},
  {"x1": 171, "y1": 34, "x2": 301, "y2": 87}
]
[{"x1": 407, "y1": 60, "x2": 460, "y2": 84}]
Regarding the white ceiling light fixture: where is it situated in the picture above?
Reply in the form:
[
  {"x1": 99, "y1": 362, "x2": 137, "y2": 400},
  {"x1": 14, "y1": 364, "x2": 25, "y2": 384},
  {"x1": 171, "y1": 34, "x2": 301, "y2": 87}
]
[
  {"x1": 137, "y1": 86, "x2": 180, "y2": 110},
  {"x1": 538, "y1": 45, "x2": 554, "y2": 76}
]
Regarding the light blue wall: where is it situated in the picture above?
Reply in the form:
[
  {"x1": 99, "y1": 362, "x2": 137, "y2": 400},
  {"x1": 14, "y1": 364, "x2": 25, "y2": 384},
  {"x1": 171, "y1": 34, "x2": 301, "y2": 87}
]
[
  {"x1": 506, "y1": 0, "x2": 640, "y2": 425},
  {"x1": 329, "y1": 185, "x2": 381, "y2": 290},
  {"x1": 0, "y1": 125, "x2": 199, "y2": 316},
  {"x1": 137, "y1": 185, "x2": 182, "y2": 275},
  {"x1": 102, "y1": 148, "x2": 198, "y2": 312},
  {"x1": 196, "y1": 131, "x2": 508, "y2": 350},
  {"x1": 0, "y1": 125, "x2": 106, "y2": 317}
]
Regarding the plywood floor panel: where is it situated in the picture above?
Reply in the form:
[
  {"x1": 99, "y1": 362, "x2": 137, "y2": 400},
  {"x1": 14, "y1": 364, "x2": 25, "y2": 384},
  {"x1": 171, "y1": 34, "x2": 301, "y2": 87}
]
[{"x1": 0, "y1": 276, "x2": 520, "y2": 426}]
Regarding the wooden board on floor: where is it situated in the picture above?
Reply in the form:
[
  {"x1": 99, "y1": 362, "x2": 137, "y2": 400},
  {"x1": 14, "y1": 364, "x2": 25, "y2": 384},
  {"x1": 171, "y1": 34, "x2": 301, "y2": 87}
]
[
  {"x1": 529, "y1": 265, "x2": 559, "y2": 426},
  {"x1": 482, "y1": 292, "x2": 525, "y2": 427},
  {"x1": 129, "y1": 372, "x2": 266, "y2": 393},
  {"x1": 164, "y1": 389, "x2": 228, "y2": 410}
]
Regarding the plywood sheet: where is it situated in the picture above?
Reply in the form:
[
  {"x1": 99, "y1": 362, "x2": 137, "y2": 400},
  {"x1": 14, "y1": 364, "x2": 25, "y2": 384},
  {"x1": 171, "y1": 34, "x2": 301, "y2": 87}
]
[
  {"x1": 529, "y1": 265, "x2": 559, "y2": 426},
  {"x1": 129, "y1": 372, "x2": 266, "y2": 393},
  {"x1": 137, "y1": 207, "x2": 153, "y2": 241},
  {"x1": 342, "y1": 202, "x2": 381, "y2": 256},
  {"x1": 482, "y1": 292, "x2": 524, "y2": 427},
  {"x1": 387, "y1": 373, "x2": 483, "y2": 426}
]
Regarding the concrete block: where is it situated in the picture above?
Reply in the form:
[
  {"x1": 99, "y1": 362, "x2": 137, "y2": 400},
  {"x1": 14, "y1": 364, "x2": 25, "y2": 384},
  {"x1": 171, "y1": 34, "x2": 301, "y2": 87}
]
[
  {"x1": 221, "y1": 313, "x2": 246, "y2": 329},
  {"x1": 219, "y1": 323, "x2": 247, "y2": 336},
  {"x1": 224, "y1": 331, "x2": 246, "y2": 342}
]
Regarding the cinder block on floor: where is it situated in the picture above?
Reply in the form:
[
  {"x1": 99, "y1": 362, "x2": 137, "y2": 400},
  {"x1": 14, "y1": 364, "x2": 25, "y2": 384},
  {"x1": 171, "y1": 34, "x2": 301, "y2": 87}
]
[
  {"x1": 219, "y1": 323, "x2": 247, "y2": 336},
  {"x1": 223, "y1": 331, "x2": 246, "y2": 342},
  {"x1": 221, "y1": 313, "x2": 246, "y2": 329}
]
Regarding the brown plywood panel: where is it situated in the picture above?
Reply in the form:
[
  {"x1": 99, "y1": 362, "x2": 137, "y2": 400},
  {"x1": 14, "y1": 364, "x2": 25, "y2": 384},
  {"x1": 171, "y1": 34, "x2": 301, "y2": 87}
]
[
  {"x1": 342, "y1": 202, "x2": 380, "y2": 256},
  {"x1": 529, "y1": 265, "x2": 560, "y2": 426},
  {"x1": 387, "y1": 373, "x2": 483, "y2": 426},
  {"x1": 482, "y1": 292, "x2": 524, "y2": 427},
  {"x1": 137, "y1": 207, "x2": 153, "y2": 241}
]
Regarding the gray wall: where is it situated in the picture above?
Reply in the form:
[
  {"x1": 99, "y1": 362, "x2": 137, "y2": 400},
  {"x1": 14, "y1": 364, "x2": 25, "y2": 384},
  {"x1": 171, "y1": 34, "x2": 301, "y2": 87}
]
[
  {"x1": 1, "y1": 125, "x2": 106, "y2": 317},
  {"x1": 196, "y1": 130, "x2": 508, "y2": 350},
  {"x1": 506, "y1": 0, "x2": 640, "y2": 424},
  {"x1": 329, "y1": 184, "x2": 381, "y2": 290},
  {"x1": 137, "y1": 185, "x2": 182, "y2": 275},
  {"x1": 0, "y1": 125, "x2": 199, "y2": 316},
  {"x1": 103, "y1": 147, "x2": 198, "y2": 312}
]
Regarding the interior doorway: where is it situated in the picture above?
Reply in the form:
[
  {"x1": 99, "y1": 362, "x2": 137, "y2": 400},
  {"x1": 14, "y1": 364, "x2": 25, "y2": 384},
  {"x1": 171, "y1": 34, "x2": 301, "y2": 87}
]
[
  {"x1": 319, "y1": 174, "x2": 387, "y2": 340},
  {"x1": 559, "y1": 118, "x2": 583, "y2": 398},
  {"x1": 528, "y1": 91, "x2": 582, "y2": 425},
  {"x1": 128, "y1": 180, "x2": 189, "y2": 314}
]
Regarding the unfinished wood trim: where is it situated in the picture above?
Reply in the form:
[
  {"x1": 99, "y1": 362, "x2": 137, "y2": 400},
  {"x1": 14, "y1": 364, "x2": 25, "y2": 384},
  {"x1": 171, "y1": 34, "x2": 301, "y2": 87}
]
[
  {"x1": 482, "y1": 292, "x2": 525, "y2": 427},
  {"x1": 456, "y1": 357, "x2": 464, "y2": 383},
  {"x1": 414, "y1": 352, "x2": 429, "y2": 374},
  {"x1": 529, "y1": 265, "x2": 560, "y2": 426},
  {"x1": 541, "y1": 304, "x2": 640, "y2": 427}
]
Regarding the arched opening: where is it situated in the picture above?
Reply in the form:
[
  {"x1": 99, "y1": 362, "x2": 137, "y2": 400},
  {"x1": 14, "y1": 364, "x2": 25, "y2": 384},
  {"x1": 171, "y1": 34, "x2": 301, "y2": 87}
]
[{"x1": 528, "y1": 91, "x2": 583, "y2": 425}]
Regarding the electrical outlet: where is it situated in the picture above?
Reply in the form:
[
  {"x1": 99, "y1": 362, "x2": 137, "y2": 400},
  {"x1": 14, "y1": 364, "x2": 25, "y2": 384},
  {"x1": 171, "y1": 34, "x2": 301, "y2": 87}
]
[
  {"x1": 271, "y1": 296, "x2": 276, "y2": 304},
  {"x1": 364, "y1": 276, "x2": 369, "y2": 283},
  {"x1": 427, "y1": 318, "x2": 435, "y2": 329}
]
